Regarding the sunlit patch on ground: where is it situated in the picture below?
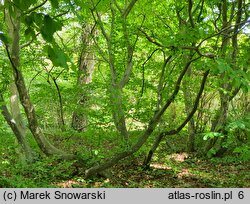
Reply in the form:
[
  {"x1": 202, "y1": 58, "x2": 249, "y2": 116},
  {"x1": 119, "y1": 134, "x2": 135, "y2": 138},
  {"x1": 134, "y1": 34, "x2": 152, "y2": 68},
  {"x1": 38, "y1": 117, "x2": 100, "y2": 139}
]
[
  {"x1": 150, "y1": 163, "x2": 172, "y2": 170},
  {"x1": 177, "y1": 168, "x2": 192, "y2": 178},
  {"x1": 56, "y1": 180, "x2": 81, "y2": 188},
  {"x1": 169, "y1": 152, "x2": 189, "y2": 162}
]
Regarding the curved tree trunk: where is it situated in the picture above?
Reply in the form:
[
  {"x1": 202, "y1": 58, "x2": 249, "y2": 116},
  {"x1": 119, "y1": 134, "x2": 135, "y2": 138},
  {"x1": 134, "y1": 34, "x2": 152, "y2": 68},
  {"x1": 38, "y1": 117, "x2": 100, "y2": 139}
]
[
  {"x1": 85, "y1": 58, "x2": 203, "y2": 177},
  {"x1": 4, "y1": 3, "x2": 74, "y2": 160},
  {"x1": 109, "y1": 85, "x2": 129, "y2": 140},
  {"x1": 144, "y1": 70, "x2": 209, "y2": 168},
  {"x1": 0, "y1": 93, "x2": 34, "y2": 163},
  {"x1": 9, "y1": 82, "x2": 34, "y2": 162},
  {"x1": 10, "y1": 83, "x2": 26, "y2": 136}
]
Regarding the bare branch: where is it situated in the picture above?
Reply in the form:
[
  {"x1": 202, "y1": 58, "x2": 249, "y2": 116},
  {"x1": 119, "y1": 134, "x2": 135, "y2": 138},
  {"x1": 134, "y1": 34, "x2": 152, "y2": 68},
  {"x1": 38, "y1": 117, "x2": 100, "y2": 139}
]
[
  {"x1": 197, "y1": 0, "x2": 205, "y2": 22},
  {"x1": 163, "y1": 70, "x2": 210, "y2": 136},
  {"x1": 90, "y1": 0, "x2": 110, "y2": 42}
]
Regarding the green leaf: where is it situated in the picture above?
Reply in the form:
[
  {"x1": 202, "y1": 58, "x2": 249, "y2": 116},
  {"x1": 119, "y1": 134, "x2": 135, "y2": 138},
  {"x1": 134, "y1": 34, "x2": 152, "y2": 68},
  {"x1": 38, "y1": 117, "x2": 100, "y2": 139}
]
[
  {"x1": 226, "y1": 120, "x2": 247, "y2": 132},
  {"x1": 45, "y1": 45, "x2": 69, "y2": 69},
  {"x1": 41, "y1": 15, "x2": 63, "y2": 42},
  {"x1": 13, "y1": 0, "x2": 36, "y2": 10},
  {"x1": 207, "y1": 148, "x2": 217, "y2": 158},
  {"x1": 0, "y1": 32, "x2": 9, "y2": 45},
  {"x1": 24, "y1": 15, "x2": 34, "y2": 26},
  {"x1": 24, "y1": 27, "x2": 36, "y2": 40},
  {"x1": 233, "y1": 145, "x2": 250, "y2": 161},
  {"x1": 216, "y1": 59, "x2": 231, "y2": 74},
  {"x1": 48, "y1": 0, "x2": 59, "y2": 8},
  {"x1": 203, "y1": 132, "x2": 224, "y2": 140},
  {"x1": 32, "y1": 12, "x2": 44, "y2": 26}
]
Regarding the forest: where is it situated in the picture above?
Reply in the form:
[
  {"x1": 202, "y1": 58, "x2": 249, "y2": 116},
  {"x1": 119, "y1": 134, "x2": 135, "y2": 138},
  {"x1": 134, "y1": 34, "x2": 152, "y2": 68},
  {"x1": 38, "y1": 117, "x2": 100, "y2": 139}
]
[{"x1": 0, "y1": 0, "x2": 249, "y2": 188}]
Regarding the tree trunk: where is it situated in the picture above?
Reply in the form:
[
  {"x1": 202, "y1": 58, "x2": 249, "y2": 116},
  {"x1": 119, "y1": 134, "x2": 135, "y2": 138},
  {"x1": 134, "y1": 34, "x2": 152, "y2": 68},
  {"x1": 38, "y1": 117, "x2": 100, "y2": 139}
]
[
  {"x1": 10, "y1": 82, "x2": 26, "y2": 136},
  {"x1": 109, "y1": 85, "x2": 129, "y2": 140},
  {"x1": 0, "y1": 93, "x2": 33, "y2": 163},
  {"x1": 144, "y1": 70, "x2": 209, "y2": 167},
  {"x1": 72, "y1": 24, "x2": 95, "y2": 132},
  {"x1": 5, "y1": 4, "x2": 74, "y2": 159},
  {"x1": 204, "y1": 0, "x2": 242, "y2": 156},
  {"x1": 183, "y1": 67, "x2": 196, "y2": 152},
  {"x1": 9, "y1": 82, "x2": 33, "y2": 162},
  {"x1": 85, "y1": 59, "x2": 206, "y2": 177}
]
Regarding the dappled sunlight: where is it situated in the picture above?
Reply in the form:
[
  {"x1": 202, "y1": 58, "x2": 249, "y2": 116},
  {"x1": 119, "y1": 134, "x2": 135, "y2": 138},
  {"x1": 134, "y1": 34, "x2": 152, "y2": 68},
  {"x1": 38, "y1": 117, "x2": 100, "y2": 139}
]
[
  {"x1": 169, "y1": 153, "x2": 189, "y2": 162},
  {"x1": 0, "y1": 0, "x2": 249, "y2": 189},
  {"x1": 56, "y1": 180, "x2": 81, "y2": 188},
  {"x1": 150, "y1": 163, "x2": 172, "y2": 170},
  {"x1": 55, "y1": 178, "x2": 111, "y2": 188},
  {"x1": 177, "y1": 168, "x2": 192, "y2": 178}
]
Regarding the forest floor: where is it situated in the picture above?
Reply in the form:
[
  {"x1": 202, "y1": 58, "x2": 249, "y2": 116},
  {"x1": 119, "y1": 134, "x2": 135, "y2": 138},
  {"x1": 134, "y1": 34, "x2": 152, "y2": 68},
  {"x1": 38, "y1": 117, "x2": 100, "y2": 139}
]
[
  {"x1": 54, "y1": 152, "x2": 250, "y2": 188},
  {"x1": 1, "y1": 150, "x2": 249, "y2": 188},
  {"x1": 0, "y1": 131, "x2": 249, "y2": 188}
]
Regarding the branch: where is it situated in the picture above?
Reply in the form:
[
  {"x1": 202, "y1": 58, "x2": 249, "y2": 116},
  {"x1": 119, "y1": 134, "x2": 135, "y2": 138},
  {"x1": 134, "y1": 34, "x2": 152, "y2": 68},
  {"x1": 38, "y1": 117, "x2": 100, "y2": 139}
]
[
  {"x1": 28, "y1": 70, "x2": 43, "y2": 93},
  {"x1": 4, "y1": 44, "x2": 19, "y2": 81},
  {"x1": 123, "y1": 0, "x2": 138, "y2": 18},
  {"x1": 197, "y1": 0, "x2": 205, "y2": 22},
  {"x1": 197, "y1": 19, "x2": 250, "y2": 48},
  {"x1": 156, "y1": 55, "x2": 172, "y2": 109},
  {"x1": 154, "y1": 56, "x2": 201, "y2": 120},
  {"x1": 140, "y1": 49, "x2": 162, "y2": 97},
  {"x1": 20, "y1": 32, "x2": 40, "y2": 49},
  {"x1": 118, "y1": 11, "x2": 145, "y2": 88},
  {"x1": 188, "y1": 0, "x2": 195, "y2": 28},
  {"x1": 90, "y1": 2, "x2": 110, "y2": 42},
  {"x1": 139, "y1": 28, "x2": 165, "y2": 47},
  {"x1": 113, "y1": 0, "x2": 123, "y2": 14},
  {"x1": 85, "y1": 56, "x2": 201, "y2": 177},
  {"x1": 24, "y1": 0, "x2": 48, "y2": 15},
  {"x1": 163, "y1": 70, "x2": 210, "y2": 136},
  {"x1": 144, "y1": 69, "x2": 210, "y2": 167},
  {"x1": 140, "y1": 29, "x2": 215, "y2": 58},
  {"x1": 55, "y1": 9, "x2": 70, "y2": 18},
  {"x1": 109, "y1": 2, "x2": 117, "y2": 84}
]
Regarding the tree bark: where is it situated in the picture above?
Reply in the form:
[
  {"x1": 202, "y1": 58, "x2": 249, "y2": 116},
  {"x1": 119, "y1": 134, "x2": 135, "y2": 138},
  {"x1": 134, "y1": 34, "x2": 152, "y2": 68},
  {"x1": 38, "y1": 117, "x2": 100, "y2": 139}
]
[
  {"x1": 10, "y1": 82, "x2": 26, "y2": 136},
  {"x1": 72, "y1": 24, "x2": 95, "y2": 132},
  {"x1": 144, "y1": 70, "x2": 209, "y2": 167},
  {"x1": 0, "y1": 93, "x2": 33, "y2": 162},
  {"x1": 85, "y1": 57, "x2": 201, "y2": 177},
  {"x1": 183, "y1": 66, "x2": 196, "y2": 152},
  {"x1": 109, "y1": 85, "x2": 129, "y2": 140},
  {"x1": 9, "y1": 82, "x2": 33, "y2": 162},
  {"x1": 204, "y1": 0, "x2": 243, "y2": 156},
  {"x1": 4, "y1": 3, "x2": 74, "y2": 160}
]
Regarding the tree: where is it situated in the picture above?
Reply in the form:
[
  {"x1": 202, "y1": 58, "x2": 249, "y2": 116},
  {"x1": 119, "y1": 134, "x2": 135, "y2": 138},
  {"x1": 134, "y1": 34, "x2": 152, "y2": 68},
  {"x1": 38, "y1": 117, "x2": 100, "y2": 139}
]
[
  {"x1": 72, "y1": 23, "x2": 96, "y2": 132},
  {"x1": 0, "y1": 0, "x2": 74, "y2": 159},
  {"x1": 0, "y1": 0, "x2": 249, "y2": 178}
]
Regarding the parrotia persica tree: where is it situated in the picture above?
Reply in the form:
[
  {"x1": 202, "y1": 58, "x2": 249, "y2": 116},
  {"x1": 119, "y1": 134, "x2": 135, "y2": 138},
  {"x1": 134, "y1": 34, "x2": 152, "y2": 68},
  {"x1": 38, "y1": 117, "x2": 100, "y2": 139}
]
[{"x1": 0, "y1": 0, "x2": 249, "y2": 177}]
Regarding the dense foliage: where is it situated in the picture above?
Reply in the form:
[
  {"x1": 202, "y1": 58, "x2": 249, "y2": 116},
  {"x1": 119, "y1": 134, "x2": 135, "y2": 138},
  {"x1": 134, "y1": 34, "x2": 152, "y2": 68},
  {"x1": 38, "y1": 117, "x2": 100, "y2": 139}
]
[{"x1": 0, "y1": 0, "x2": 249, "y2": 187}]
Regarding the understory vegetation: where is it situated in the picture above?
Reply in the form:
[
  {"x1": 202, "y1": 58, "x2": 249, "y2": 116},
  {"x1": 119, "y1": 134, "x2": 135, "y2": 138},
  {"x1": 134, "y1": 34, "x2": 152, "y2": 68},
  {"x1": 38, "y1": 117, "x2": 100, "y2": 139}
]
[
  {"x1": 0, "y1": 0, "x2": 249, "y2": 187},
  {"x1": 1, "y1": 129, "x2": 249, "y2": 187}
]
